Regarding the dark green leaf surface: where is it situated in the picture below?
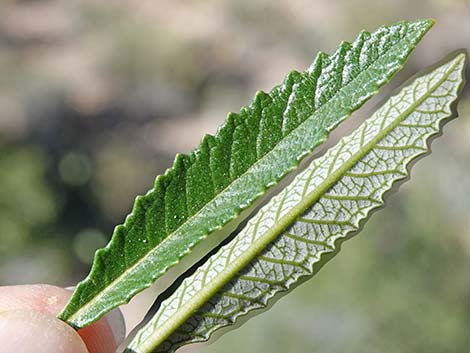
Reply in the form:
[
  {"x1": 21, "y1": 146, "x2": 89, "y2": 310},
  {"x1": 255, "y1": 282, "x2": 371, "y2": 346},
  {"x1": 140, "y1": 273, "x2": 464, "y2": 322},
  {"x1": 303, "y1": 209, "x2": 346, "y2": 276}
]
[
  {"x1": 59, "y1": 19, "x2": 434, "y2": 328},
  {"x1": 126, "y1": 52, "x2": 466, "y2": 353}
]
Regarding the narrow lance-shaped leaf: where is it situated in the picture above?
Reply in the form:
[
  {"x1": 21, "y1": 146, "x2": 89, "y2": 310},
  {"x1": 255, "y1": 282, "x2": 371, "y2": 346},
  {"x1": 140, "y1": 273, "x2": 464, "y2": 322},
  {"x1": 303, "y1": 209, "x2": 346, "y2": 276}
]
[
  {"x1": 59, "y1": 20, "x2": 434, "y2": 328},
  {"x1": 127, "y1": 52, "x2": 466, "y2": 353}
]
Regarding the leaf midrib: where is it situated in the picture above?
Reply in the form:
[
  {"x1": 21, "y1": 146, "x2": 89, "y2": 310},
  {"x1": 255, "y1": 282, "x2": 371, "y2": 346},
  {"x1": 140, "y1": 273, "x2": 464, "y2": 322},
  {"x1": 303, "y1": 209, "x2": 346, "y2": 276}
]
[
  {"x1": 136, "y1": 55, "x2": 462, "y2": 352},
  {"x1": 67, "y1": 25, "x2": 421, "y2": 324}
]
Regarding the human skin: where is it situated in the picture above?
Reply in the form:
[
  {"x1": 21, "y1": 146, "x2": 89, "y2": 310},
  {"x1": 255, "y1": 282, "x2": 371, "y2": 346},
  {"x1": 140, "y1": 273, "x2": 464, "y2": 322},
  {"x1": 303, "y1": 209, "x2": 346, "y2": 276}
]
[{"x1": 0, "y1": 284, "x2": 124, "y2": 353}]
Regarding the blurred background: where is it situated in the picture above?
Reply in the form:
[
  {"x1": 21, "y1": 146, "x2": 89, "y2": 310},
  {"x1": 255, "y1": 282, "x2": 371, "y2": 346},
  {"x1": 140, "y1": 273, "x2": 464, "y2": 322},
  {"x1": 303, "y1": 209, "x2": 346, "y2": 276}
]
[{"x1": 0, "y1": 0, "x2": 468, "y2": 352}]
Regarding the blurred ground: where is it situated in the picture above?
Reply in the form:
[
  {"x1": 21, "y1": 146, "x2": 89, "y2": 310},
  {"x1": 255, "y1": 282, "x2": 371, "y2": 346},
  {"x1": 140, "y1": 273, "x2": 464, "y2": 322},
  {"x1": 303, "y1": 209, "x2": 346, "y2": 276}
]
[{"x1": 0, "y1": 0, "x2": 469, "y2": 352}]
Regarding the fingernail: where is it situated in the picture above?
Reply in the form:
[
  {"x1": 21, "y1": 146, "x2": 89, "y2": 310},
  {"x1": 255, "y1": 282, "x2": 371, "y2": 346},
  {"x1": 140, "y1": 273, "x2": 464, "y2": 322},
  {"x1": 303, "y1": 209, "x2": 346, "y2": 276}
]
[
  {"x1": 105, "y1": 308, "x2": 126, "y2": 346},
  {"x1": 65, "y1": 286, "x2": 126, "y2": 345}
]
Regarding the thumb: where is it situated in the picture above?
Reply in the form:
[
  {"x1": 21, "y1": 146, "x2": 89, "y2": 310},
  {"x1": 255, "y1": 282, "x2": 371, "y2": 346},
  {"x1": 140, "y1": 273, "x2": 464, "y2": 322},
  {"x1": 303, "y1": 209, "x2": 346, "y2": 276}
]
[{"x1": 0, "y1": 310, "x2": 89, "y2": 353}]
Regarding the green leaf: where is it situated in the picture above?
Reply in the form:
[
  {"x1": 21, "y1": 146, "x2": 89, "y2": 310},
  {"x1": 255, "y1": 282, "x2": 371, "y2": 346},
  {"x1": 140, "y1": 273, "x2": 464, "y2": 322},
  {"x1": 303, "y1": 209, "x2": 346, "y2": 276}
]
[
  {"x1": 59, "y1": 19, "x2": 434, "y2": 328},
  {"x1": 126, "y1": 52, "x2": 466, "y2": 353}
]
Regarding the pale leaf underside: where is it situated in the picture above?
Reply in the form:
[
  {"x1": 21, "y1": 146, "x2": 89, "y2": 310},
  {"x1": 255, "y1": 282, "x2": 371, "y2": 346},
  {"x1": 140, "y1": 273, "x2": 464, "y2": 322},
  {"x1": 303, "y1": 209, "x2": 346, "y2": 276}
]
[
  {"x1": 126, "y1": 53, "x2": 465, "y2": 353},
  {"x1": 60, "y1": 20, "x2": 434, "y2": 328}
]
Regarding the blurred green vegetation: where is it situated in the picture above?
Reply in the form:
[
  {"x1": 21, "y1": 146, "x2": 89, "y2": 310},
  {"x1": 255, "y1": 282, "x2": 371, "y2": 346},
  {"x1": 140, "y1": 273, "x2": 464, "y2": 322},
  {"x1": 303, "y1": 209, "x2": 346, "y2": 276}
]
[{"x1": 0, "y1": 0, "x2": 468, "y2": 352}]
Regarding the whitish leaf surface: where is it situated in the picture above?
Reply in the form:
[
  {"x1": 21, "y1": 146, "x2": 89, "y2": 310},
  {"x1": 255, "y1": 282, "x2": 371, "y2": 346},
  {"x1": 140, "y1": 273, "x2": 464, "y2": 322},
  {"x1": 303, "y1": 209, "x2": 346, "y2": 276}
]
[
  {"x1": 59, "y1": 20, "x2": 433, "y2": 328},
  {"x1": 126, "y1": 52, "x2": 466, "y2": 353}
]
